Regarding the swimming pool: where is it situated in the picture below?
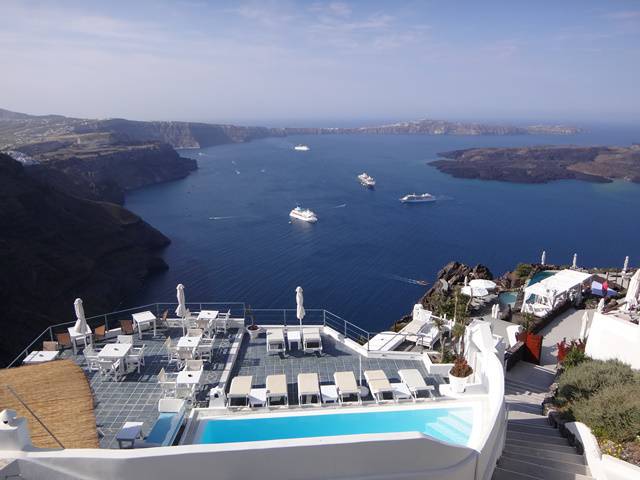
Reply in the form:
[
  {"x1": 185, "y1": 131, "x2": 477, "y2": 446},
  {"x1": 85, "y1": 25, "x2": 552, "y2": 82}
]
[
  {"x1": 498, "y1": 291, "x2": 518, "y2": 307},
  {"x1": 528, "y1": 270, "x2": 557, "y2": 286},
  {"x1": 196, "y1": 407, "x2": 473, "y2": 446}
]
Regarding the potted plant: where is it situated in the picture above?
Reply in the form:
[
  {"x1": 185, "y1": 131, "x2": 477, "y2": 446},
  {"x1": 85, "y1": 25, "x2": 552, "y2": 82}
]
[
  {"x1": 245, "y1": 305, "x2": 261, "y2": 340},
  {"x1": 449, "y1": 355, "x2": 473, "y2": 393}
]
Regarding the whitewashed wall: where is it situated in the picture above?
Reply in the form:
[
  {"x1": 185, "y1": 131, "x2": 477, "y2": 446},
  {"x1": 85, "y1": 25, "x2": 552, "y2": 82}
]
[{"x1": 585, "y1": 312, "x2": 640, "y2": 369}]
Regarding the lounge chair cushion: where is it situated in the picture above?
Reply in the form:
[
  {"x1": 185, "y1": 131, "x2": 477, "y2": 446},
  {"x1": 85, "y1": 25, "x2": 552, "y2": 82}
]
[
  {"x1": 334, "y1": 371, "x2": 359, "y2": 394},
  {"x1": 266, "y1": 374, "x2": 288, "y2": 396},
  {"x1": 267, "y1": 329, "x2": 285, "y2": 343},
  {"x1": 398, "y1": 369, "x2": 428, "y2": 390},
  {"x1": 365, "y1": 370, "x2": 392, "y2": 393},
  {"x1": 302, "y1": 328, "x2": 321, "y2": 339},
  {"x1": 229, "y1": 375, "x2": 252, "y2": 397},
  {"x1": 297, "y1": 373, "x2": 320, "y2": 395}
]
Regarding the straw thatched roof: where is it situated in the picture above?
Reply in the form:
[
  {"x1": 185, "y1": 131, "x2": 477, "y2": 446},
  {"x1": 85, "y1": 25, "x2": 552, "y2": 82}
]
[{"x1": 0, "y1": 359, "x2": 98, "y2": 448}]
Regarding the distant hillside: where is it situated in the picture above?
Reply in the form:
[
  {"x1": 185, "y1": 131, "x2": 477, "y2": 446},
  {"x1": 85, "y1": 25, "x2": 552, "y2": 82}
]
[
  {"x1": 431, "y1": 145, "x2": 640, "y2": 184},
  {"x1": 0, "y1": 153, "x2": 170, "y2": 366}
]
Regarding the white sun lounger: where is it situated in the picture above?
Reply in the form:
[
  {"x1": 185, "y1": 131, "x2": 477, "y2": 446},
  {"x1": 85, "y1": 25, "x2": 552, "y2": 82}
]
[
  {"x1": 266, "y1": 329, "x2": 286, "y2": 354},
  {"x1": 227, "y1": 375, "x2": 252, "y2": 407},
  {"x1": 398, "y1": 369, "x2": 435, "y2": 400},
  {"x1": 297, "y1": 373, "x2": 321, "y2": 406},
  {"x1": 333, "y1": 371, "x2": 362, "y2": 404},
  {"x1": 266, "y1": 374, "x2": 289, "y2": 407},
  {"x1": 302, "y1": 328, "x2": 322, "y2": 354},
  {"x1": 364, "y1": 370, "x2": 394, "y2": 403}
]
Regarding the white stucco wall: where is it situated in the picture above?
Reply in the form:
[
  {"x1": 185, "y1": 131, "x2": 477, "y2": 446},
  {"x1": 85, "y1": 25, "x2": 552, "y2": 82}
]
[{"x1": 585, "y1": 312, "x2": 640, "y2": 369}]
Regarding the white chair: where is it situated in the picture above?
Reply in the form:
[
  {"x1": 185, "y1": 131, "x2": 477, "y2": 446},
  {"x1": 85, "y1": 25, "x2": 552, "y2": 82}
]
[
  {"x1": 177, "y1": 348, "x2": 195, "y2": 369},
  {"x1": 127, "y1": 344, "x2": 146, "y2": 373},
  {"x1": 164, "y1": 337, "x2": 180, "y2": 364},
  {"x1": 158, "y1": 367, "x2": 177, "y2": 397},
  {"x1": 196, "y1": 338, "x2": 215, "y2": 362},
  {"x1": 175, "y1": 383, "x2": 196, "y2": 402},
  {"x1": 215, "y1": 310, "x2": 231, "y2": 335},
  {"x1": 184, "y1": 359, "x2": 203, "y2": 372},
  {"x1": 83, "y1": 346, "x2": 101, "y2": 372},
  {"x1": 98, "y1": 359, "x2": 121, "y2": 382},
  {"x1": 187, "y1": 328, "x2": 203, "y2": 338},
  {"x1": 117, "y1": 335, "x2": 134, "y2": 344}
]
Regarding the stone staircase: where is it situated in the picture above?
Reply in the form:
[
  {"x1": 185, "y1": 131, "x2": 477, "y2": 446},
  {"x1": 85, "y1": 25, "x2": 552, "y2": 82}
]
[{"x1": 493, "y1": 366, "x2": 594, "y2": 480}]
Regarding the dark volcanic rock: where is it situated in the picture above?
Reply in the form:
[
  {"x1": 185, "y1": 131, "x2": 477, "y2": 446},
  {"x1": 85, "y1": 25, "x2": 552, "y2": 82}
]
[
  {"x1": 420, "y1": 261, "x2": 493, "y2": 309},
  {"x1": 430, "y1": 145, "x2": 640, "y2": 184},
  {"x1": 0, "y1": 153, "x2": 170, "y2": 366}
]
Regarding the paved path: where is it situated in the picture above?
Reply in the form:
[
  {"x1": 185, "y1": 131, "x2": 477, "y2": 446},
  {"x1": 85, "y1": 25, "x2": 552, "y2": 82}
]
[{"x1": 538, "y1": 308, "x2": 591, "y2": 369}]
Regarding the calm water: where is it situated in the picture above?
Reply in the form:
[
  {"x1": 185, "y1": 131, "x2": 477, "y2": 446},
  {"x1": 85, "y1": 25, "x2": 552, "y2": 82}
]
[{"x1": 126, "y1": 130, "x2": 640, "y2": 333}]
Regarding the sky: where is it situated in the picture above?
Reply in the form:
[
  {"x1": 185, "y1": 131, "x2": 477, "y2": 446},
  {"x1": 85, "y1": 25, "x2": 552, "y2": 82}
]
[{"x1": 0, "y1": 0, "x2": 639, "y2": 126}]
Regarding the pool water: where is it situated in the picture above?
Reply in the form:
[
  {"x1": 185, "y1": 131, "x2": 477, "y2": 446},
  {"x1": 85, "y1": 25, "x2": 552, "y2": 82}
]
[
  {"x1": 498, "y1": 291, "x2": 518, "y2": 307},
  {"x1": 196, "y1": 407, "x2": 473, "y2": 446},
  {"x1": 528, "y1": 270, "x2": 557, "y2": 286}
]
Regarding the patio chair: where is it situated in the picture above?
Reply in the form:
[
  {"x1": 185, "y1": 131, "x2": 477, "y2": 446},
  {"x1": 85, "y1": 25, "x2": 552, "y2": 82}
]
[
  {"x1": 98, "y1": 359, "x2": 121, "y2": 382},
  {"x1": 364, "y1": 370, "x2": 394, "y2": 403},
  {"x1": 184, "y1": 359, "x2": 203, "y2": 372},
  {"x1": 297, "y1": 373, "x2": 321, "y2": 406},
  {"x1": 266, "y1": 374, "x2": 289, "y2": 407},
  {"x1": 176, "y1": 348, "x2": 195, "y2": 369},
  {"x1": 42, "y1": 341, "x2": 60, "y2": 352},
  {"x1": 266, "y1": 328, "x2": 286, "y2": 354},
  {"x1": 186, "y1": 328, "x2": 203, "y2": 337},
  {"x1": 398, "y1": 369, "x2": 435, "y2": 401},
  {"x1": 196, "y1": 338, "x2": 215, "y2": 362},
  {"x1": 55, "y1": 332, "x2": 72, "y2": 349},
  {"x1": 67, "y1": 326, "x2": 92, "y2": 354},
  {"x1": 127, "y1": 344, "x2": 146, "y2": 373},
  {"x1": 302, "y1": 328, "x2": 323, "y2": 354},
  {"x1": 83, "y1": 345, "x2": 101, "y2": 371},
  {"x1": 333, "y1": 371, "x2": 362, "y2": 405},
  {"x1": 117, "y1": 335, "x2": 134, "y2": 344},
  {"x1": 94, "y1": 325, "x2": 107, "y2": 343},
  {"x1": 215, "y1": 311, "x2": 230, "y2": 335},
  {"x1": 120, "y1": 320, "x2": 135, "y2": 335},
  {"x1": 158, "y1": 368, "x2": 177, "y2": 397},
  {"x1": 175, "y1": 383, "x2": 196, "y2": 403},
  {"x1": 227, "y1": 375, "x2": 252, "y2": 407},
  {"x1": 164, "y1": 337, "x2": 180, "y2": 365},
  {"x1": 158, "y1": 310, "x2": 168, "y2": 329}
]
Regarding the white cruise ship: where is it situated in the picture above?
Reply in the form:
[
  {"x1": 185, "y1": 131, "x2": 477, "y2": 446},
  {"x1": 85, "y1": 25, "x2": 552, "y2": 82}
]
[
  {"x1": 293, "y1": 144, "x2": 310, "y2": 151},
  {"x1": 357, "y1": 172, "x2": 376, "y2": 188},
  {"x1": 400, "y1": 193, "x2": 436, "y2": 203},
  {"x1": 289, "y1": 206, "x2": 318, "y2": 223}
]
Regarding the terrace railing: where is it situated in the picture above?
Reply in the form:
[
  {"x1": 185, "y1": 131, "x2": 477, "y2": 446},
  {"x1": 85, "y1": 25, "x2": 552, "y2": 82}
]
[{"x1": 7, "y1": 303, "x2": 375, "y2": 367}]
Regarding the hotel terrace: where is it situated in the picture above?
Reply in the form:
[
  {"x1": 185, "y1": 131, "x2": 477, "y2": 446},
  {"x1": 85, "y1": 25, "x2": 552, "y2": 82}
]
[{"x1": 0, "y1": 289, "x2": 508, "y2": 480}]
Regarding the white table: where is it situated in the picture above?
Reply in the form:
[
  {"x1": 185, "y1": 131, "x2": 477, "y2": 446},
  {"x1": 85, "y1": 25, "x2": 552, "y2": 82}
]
[
  {"x1": 176, "y1": 369, "x2": 203, "y2": 385},
  {"x1": 116, "y1": 421, "x2": 144, "y2": 449},
  {"x1": 287, "y1": 330, "x2": 301, "y2": 350},
  {"x1": 249, "y1": 388, "x2": 267, "y2": 407},
  {"x1": 132, "y1": 311, "x2": 157, "y2": 339},
  {"x1": 320, "y1": 384, "x2": 339, "y2": 404},
  {"x1": 197, "y1": 310, "x2": 219, "y2": 321},
  {"x1": 177, "y1": 335, "x2": 201, "y2": 349},
  {"x1": 391, "y1": 382, "x2": 412, "y2": 402},
  {"x1": 23, "y1": 350, "x2": 59, "y2": 365},
  {"x1": 98, "y1": 343, "x2": 132, "y2": 373}
]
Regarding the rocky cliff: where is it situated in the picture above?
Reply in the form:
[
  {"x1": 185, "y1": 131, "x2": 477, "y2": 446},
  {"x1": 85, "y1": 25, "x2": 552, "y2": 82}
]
[
  {"x1": 431, "y1": 145, "x2": 640, "y2": 184},
  {"x1": 0, "y1": 153, "x2": 170, "y2": 366}
]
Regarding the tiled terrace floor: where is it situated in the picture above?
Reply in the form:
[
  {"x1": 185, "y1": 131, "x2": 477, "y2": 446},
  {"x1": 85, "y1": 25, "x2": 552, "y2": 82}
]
[{"x1": 62, "y1": 326, "x2": 444, "y2": 448}]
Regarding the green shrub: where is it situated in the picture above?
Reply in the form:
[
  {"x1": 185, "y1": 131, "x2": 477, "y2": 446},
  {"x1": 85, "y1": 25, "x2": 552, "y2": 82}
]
[
  {"x1": 515, "y1": 263, "x2": 533, "y2": 278},
  {"x1": 562, "y1": 347, "x2": 588, "y2": 369},
  {"x1": 571, "y1": 383, "x2": 640, "y2": 443},
  {"x1": 556, "y1": 359, "x2": 638, "y2": 405}
]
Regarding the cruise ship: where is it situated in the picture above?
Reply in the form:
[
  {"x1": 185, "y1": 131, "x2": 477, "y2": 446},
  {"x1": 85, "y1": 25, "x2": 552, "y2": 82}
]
[
  {"x1": 357, "y1": 172, "x2": 376, "y2": 188},
  {"x1": 293, "y1": 144, "x2": 310, "y2": 151},
  {"x1": 400, "y1": 193, "x2": 436, "y2": 203},
  {"x1": 289, "y1": 206, "x2": 318, "y2": 223}
]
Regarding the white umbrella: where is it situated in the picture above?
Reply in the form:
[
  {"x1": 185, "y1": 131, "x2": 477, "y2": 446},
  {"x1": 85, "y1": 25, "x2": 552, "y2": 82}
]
[
  {"x1": 596, "y1": 298, "x2": 605, "y2": 313},
  {"x1": 463, "y1": 276, "x2": 468, "y2": 286},
  {"x1": 469, "y1": 279, "x2": 497, "y2": 290},
  {"x1": 296, "y1": 286, "x2": 305, "y2": 329},
  {"x1": 622, "y1": 256, "x2": 629, "y2": 275},
  {"x1": 175, "y1": 284, "x2": 187, "y2": 318},
  {"x1": 624, "y1": 269, "x2": 640, "y2": 311},
  {"x1": 579, "y1": 311, "x2": 590, "y2": 341},
  {"x1": 461, "y1": 286, "x2": 488, "y2": 297},
  {"x1": 73, "y1": 298, "x2": 88, "y2": 334},
  {"x1": 541, "y1": 250, "x2": 546, "y2": 266},
  {"x1": 572, "y1": 253, "x2": 578, "y2": 269}
]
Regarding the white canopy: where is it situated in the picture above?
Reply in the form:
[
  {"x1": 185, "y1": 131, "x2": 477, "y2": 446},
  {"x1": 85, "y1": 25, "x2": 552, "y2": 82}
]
[
  {"x1": 176, "y1": 284, "x2": 187, "y2": 318},
  {"x1": 296, "y1": 286, "x2": 305, "y2": 328},
  {"x1": 461, "y1": 286, "x2": 488, "y2": 297},
  {"x1": 522, "y1": 269, "x2": 593, "y2": 316},
  {"x1": 624, "y1": 269, "x2": 640, "y2": 311},
  {"x1": 469, "y1": 279, "x2": 497, "y2": 290},
  {"x1": 73, "y1": 298, "x2": 89, "y2": 334}
]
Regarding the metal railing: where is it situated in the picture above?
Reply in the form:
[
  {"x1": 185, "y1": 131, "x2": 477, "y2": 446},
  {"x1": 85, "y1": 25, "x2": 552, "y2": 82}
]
[{"x1": 6, "y1": 302, "x2": 379, "y2": 367}]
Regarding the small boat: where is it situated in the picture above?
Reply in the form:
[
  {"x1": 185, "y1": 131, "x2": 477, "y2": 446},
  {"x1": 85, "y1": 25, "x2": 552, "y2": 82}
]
[
  {"x1": 400, "y1": 193, "x2": 436, "y2": 203},
  {"x1": 294, "y1": 144, "x2": 310, "y2": 151},
  {"x1": 357, "y1": 172, "x2": 376, "y2": 188},
  {"x1": 289, "y1": 206, "x2": 318, "y2": 223}
]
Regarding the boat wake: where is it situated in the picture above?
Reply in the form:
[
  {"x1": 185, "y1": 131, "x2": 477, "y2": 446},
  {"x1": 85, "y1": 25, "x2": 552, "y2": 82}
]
[
  {"x1": 386, "y1": 274, "x2": 429, "y2": 287},
  {"x1": 208, "y1": 216, "x2": 237, "y2": 221},
  {"x1": 333, "y1": 203, "x2": 347, "y2": 208}
]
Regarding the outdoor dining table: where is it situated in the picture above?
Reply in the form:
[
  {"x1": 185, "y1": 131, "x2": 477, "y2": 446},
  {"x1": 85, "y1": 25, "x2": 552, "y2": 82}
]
[
  {"x1": 177, "y1": 335, "x2": 201, "y2": 349},
  {"x1": 98, "y1": 343, "x2": 132, "y2": 373},
  {"x1": 176, "y1": 369, "x2": 203, "y2": 385},
  {"x1": 132, "y1": 310, "x2": 157, "y2": 339},
  {"x1": 23, "y1": 350, "x2": 60, "y2": 365}
]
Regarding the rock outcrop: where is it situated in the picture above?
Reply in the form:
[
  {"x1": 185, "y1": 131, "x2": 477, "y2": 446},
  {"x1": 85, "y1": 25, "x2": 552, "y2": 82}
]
[
  {"x1": 0, "y1": 153, "x2": 170, "y2": 366},
  {"x1": 420, "y1": 261, "x2": 493, "y2": 310}
]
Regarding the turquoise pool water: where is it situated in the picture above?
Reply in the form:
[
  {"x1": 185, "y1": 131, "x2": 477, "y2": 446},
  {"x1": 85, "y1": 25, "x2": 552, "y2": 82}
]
[
  {"x1": 528, "y1": 271, "x2": 557, "y2": 286},
  {"x1": 196, "y1": 407, "x2": 473, "y2": 446},
  {"x1": 498, "y1": 291, "x2": 518, "y2": 307}
]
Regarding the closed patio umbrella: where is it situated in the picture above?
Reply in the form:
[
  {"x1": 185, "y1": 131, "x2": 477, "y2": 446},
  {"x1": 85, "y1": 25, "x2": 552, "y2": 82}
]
[
  {"x1": 296, "y1": 286, "x2": 305, "y2": 329},
  {"x1": 572, "y1": 253, "x2": 578, "y2": 269},
  {"x1": 73, "y1": 298, "x2": 88, "y2": 334},
  {"x1": 175, "y1": 284, "x2": 187, "y2": 318},
  {"x1": 622, "y1": 256, "x2": 629, "y2": 275},
  {"x1": 624, "y1": 269, "x2": 640, "y2": 311},
  {"x1": 579, "y1": 311, "x2": 590, "y2": 341},
  {"x1": 541, "y1": 250, "x2": 546, "y2": 266},
  {"x1": 596, "y1": 298, "x2": 605, "y2": 313}
]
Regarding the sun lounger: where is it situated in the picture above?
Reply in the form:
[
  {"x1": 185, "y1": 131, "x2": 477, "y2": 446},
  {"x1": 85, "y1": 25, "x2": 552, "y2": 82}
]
[
  {"x1": 364, "y1": 370, "x2": 394, "y2": 403},
  {"x1": 297, "y1": 373, "x2": 321, "y2": 406},
  {"x1": 398, "y1": 369, "x2": 435, "y2": 400},
  {"x1": 227, "y1": 375, "x2": 252, "y2": 407},
  {"x1": 266, "y1": 328, "x2": 286, "y2": 354},
  {"x1": 266, "y1": 374, "x2": 289, "y2": 407},
  {"x1": 142, "y1": 398, "x2": 186, "y2": 447},
  {"x1": 302, "y1": 328, "x2": 322, "y2": 354},
  {"x1": 333, "y1": 371, "x2": 361, "y2": 405}
]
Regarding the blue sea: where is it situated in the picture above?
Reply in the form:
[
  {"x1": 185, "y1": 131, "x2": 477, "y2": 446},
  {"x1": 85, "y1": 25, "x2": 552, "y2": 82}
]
[{"x1": 125, "y1": 128, "x2": 640, "y2": 333}]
